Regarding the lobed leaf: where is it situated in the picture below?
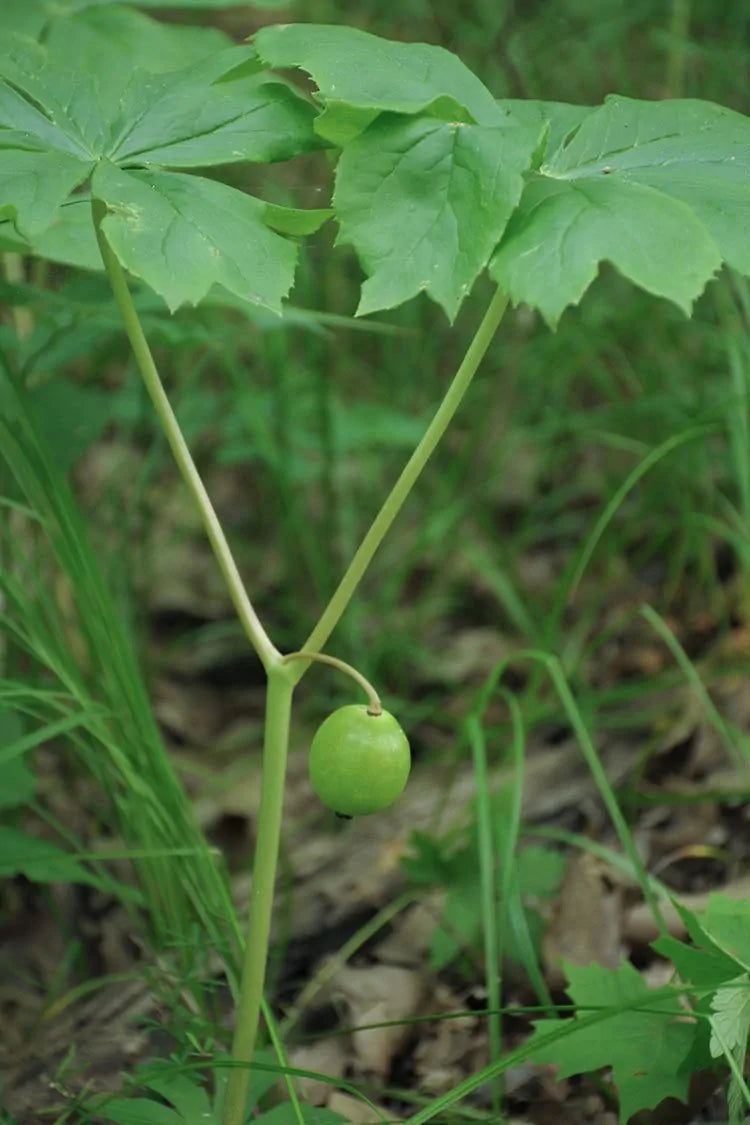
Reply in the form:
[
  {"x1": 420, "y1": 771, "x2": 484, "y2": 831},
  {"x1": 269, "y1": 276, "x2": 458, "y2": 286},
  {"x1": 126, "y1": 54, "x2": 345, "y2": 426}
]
[
  {"x1": 0, "y1": 709, "x2": 35, "y2": 808},
  {"x1": 0, "y1": 36, "x2": 98, "y2": 157},
  {"x1": 0, "y1": 199, "x2": 102, "y2": 271},
  {"x1": 101, "y1": 1100, "x2": 181, "y2": 1125},
  {"x1": 144, "y1": 1069, "x2": 212, "y2": 1120},
  {"x1": 253, "y1": 22, "x2": 505, "y2": 139},
  {"x1": 698, "y1": 894, "x2": 750, "y2": 971},
  {"x1": 92, "y1": 162, "x2": 298, "y2": 313},
  {"x1": 0, "y1": 825, "x2": 101, "y2": 886},
  {"x1": 334, "y1": 114, "x2": 542, "y2": 320},
  {"x1": 0, "y1": 150, "x2": 92, "y2": 237},
  {"x1": 110, "y1": 46, "x2": 320, "y2": 168},
  {"x1": 42, "y1": 3, "x2": 230, "y2": 85},
  {"x1": 528, "y1": 961, "x2": 696, "y2": 1122},
  {"x1": 491, "y1": 95, "x2": 750, "y2": 324},
  {"x1": 709, "y1": 975, "x2": 750, "y2": 1060}
]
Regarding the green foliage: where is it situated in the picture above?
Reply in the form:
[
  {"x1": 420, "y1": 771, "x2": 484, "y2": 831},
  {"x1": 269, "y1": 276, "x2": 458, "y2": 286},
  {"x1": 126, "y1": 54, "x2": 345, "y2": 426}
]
[
  {"x1": 528, "y1": 894, "x2": 750, "y2": 1122},
  {"x1": 3, "y1": 4, "x2": 750, "y2": 1122},
  {"x1": 0, "y1": 708, "x2": 35, "y2": 807},
  {"x1": 0, "y1": 708, "x2": 124, "y2": 893},
  {"x1": 253, "y1": 22, "x2": 503, "y2": 130},
  {"x1": 709, "y1": 976, "x2": 750, "y2": 1060},
  {"x1": 253, "y1": 24, "x2": 750, "y2": 323},
  {"x1": 100, "y1": 1058, "x2": 346, "y2": 1125},
  {"x1": 0, "y1": 826, "x2": 113, "y2": 889},
  {"x1": 403, "y1": 829, "x2": 565, "y2": 971},
  {"x1": 491, "y1": 96, "x2": 750, "y2": 324},
  {"x1": 3, "y1": 11, "x2": 750, "y2": 322},
  {"x1": 0, "y1": 6, "x2": 320, "y2": 311},
  {"x1": 0, "y1": 368, "x2": 238, "y2": 975},
  {"x1": 529, "y1": 960, "x2": 697, "y2": 1121},
  {"x1": 333, "y1": 114, "x2": 538, "y2": 320},
  {"x1": 1, "y1": 0, "x2": 264, "y2": 41}
]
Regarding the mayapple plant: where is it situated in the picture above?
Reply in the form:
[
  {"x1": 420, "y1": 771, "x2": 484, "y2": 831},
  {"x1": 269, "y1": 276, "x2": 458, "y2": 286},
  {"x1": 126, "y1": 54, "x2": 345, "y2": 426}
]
[{"x1": 1, "y1": 3, "x2": 750, "y2": 1123}]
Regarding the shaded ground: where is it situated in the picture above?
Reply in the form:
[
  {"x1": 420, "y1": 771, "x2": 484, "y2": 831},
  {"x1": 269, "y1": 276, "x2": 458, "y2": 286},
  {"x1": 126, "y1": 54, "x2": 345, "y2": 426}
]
[{"x1": 3, "y1": 504, "x2": 750, "y2": 1121}]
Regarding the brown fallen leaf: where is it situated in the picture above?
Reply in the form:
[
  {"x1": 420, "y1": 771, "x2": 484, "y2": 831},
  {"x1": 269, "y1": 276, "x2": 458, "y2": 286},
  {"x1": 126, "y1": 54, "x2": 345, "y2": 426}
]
[
  {"x1": 542, "y1": 852, "x2": 622, "y2": 987},
  {"x1": 289, "y1": 1039, "x2": 347, "y2": 1105},
  {"x1": 330, "y1": 963, "x2": 425, "y2": 1077}
]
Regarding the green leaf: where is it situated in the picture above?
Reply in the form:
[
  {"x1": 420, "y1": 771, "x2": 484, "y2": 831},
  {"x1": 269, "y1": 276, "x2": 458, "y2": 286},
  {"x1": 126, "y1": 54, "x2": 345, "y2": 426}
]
[
  {"x1": 431, "y1": 876, "x2": 481, "y2": 970},
  {"x1": 100, "y1": 1099, "x2": 181, "y2": 1125},
  {"x1": 491, "y1": 95, "x2": 750, "y2": 324},
  {"x1": 262, "y1": 202, "x2": 332, "y2": 236},
  {"x1": 0, "y1": 199, "x2": 102, "y2": 271},
  {"x1": 92, "y1": 162, "x2": 297, "y2": 313},
  {"x1": 144, "y1": 1068, "x2": 212, "y2": 1120},
  {"x1": 652, "y1": 934, "x2": 743, "y2": 989},
  {"x1": 0, "y1": 150, "x2": 92, "y2": 238},
  {"x1": 253, "y1": 23, "x2": 503, "y2": 129},
  {"x1": 0, "y1": 0, "x2": 267, "y2": 21},
  {"x1": 42, "y1": 4, "x2": 230, "y2": 91},
  {"x1": 699, "y1": 894, "x2": 750, "y2": 971},
  {"x1": 0, "y1": 0, "x2": 47, "y2": 38},
  {"x1": 0, "y1": 825, "x2": 98, "y2": 886},
  {"x1": 121, "y1": 0, "x2": 285, "y2": 7},
  {"x1": 334, "y1": 114, "x2": 541, "y2": 319},
  {"x1": 499, "y1": 99, "x2": 593, "y2": 163},
  {"x1": 0, "y1": 709, "x2": 34, "y2": 808},
  {"x1": 709, "y1": 974, "x2": 750, "y2": 1060},
  {"x1": 0, "y1": 37, "x2": 95, "y2": 158},
  {"x1": 30, "y1": 376, "x2": 116, "y2": 470},
  {"x1": 0, "y1": 755, "x2": 36, "y2": 807},
  {"x1": 0, "y1": 77, "x2": 88, "y2": 156},
  {"x1": 0, "y1": 9, "x2": 232, "y2": 161},
  {"x1": 21, "y1": 199, "x2": 102, "y2": 270},
  {"x1": 515, "y1": 845, "x2": 567, "y2": 899},
  {"x1": 257, "y1": 1106, "x2": 346, "y2": 1125},
  {"x1": 110, "y1": 47, "x2": 319, "y2": 168},
  {"x1": 528, "y1": 962, "x2": 696, "y2": 1122}
]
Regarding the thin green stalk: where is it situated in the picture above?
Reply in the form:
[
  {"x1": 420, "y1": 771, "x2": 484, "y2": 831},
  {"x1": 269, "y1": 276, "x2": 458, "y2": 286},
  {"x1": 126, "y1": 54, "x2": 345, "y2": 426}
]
[
  {"x1": 280, "y1": 890, "x2": 414, "y2": 1037},
  {"x1": 665, "y1": 0, "x2": 691, "y2": 98},
  {"x1": 223, "y1": 665, "x2": 295, "y2": 1125},
  {"x1": 91, "y1": 201, "x2": 279, "y2": 672},
  {"x1": 641, "y1": 604, "x2": 750, "y2": 770},
  {"x1": 549, "y1": 424, "x2": 714, "y2": 637},
  {"x1": 472, "y1": 650, "x2": 667, "y2": 937},
  {"x1": 492, "y1": 692, "x2": 537, "y2": 1017},
  {"x1": 292, "y1": 286, "x2": 509, "y2": 674},
  {"x1": 466, "y1": 711, "x2": 503, "y2": 1117}
]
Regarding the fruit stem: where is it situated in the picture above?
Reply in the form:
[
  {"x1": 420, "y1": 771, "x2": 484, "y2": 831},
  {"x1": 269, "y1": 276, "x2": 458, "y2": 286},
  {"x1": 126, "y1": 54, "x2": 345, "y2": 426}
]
[{"x1": 282, "y1": 649, "x2": 381, "y2": 714}]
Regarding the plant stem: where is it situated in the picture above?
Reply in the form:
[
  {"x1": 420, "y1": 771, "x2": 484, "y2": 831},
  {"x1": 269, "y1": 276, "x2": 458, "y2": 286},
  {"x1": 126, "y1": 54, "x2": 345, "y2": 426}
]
[
  {"x1": 91, "y1": 200, "x2": 279, "y2": 672},
  {"x1": 223, "y1": 665, "x2": 295, "y2": 1125},
  {"x1": 291, "y1": 286, "x2": 509, "y2": 677},
  {"x1": 282, "y1": 649, "x2": 381, "y2": 713},
  {"x1": 666, "y1": 0, "x2": 691, "y2": 97},
  {"x1": 1, "y1": 253, "x2": 33, "y2": 339}
]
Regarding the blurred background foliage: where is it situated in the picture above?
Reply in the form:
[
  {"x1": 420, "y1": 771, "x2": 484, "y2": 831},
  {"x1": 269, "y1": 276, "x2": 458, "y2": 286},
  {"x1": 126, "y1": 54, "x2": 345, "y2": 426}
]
[{"x1": 7, "y1": 0, "x2": 750, "y2": 736}]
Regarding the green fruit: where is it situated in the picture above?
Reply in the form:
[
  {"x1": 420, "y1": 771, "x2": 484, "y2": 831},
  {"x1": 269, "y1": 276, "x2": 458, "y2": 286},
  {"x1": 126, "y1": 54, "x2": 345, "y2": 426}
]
[{"x1": 309, "y1": 704, "x2": 410, "y2": 817}]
